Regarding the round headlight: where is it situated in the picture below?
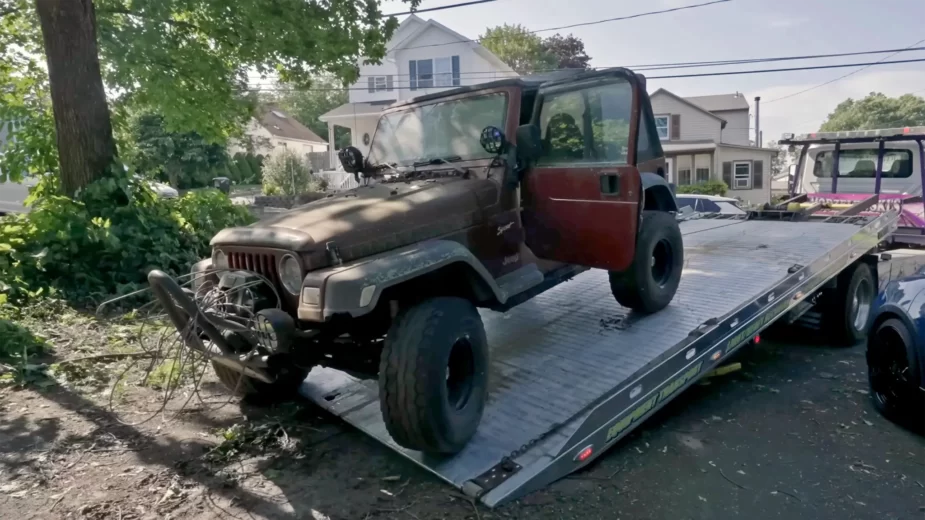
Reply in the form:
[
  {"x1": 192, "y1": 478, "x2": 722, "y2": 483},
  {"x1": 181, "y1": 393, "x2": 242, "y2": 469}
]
[
  {"x1": 278, "y1": 254, "x2": 302, "y2": 295},
  {"x1": 212, "y1": 249, "x2": 229, "y2": 270}
]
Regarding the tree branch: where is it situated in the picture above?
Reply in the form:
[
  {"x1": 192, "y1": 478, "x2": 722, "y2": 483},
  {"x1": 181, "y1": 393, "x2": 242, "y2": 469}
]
[{"x1": 97, "y1": 6, "x2": 198, "y2": 31}]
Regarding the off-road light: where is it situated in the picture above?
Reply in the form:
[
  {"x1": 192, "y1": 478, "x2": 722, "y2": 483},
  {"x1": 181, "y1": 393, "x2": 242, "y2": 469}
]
[
  {"x1": 213, "y1": 249, "x2": 229, "y2": 270},
  {"x1": 279, "y1": 254, "x2": 302, "y2": 295}
]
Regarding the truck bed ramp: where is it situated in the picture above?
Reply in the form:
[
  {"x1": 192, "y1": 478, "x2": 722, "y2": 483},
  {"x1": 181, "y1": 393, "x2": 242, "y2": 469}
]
[{"x1": 300, "y1": 212, "x2": 896, "y2": 507}]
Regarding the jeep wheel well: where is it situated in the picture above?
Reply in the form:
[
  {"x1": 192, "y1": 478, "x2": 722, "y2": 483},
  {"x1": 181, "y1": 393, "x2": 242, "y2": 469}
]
[
  {"x1": 643, "y1": 184, "x2": 677, "y2": 213},
  {"x1": 381, "y1": 262, "x2": 495, "y2": 306}
]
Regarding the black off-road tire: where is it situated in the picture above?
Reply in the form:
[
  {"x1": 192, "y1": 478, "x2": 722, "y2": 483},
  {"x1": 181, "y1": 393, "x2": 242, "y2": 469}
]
[
  {"x1": 825, "y1": 262, "x2": 875, "y2": 346},
  {"x1": 866, "y1": 318, "x2": 924, "y2": 432},
  {"x1": 379, "y1": 296, "x2": 489, "y2": 454},
  {"x1": 211, "y1": 361, "x2": 308, "y2": 400},
  {"x1": 609, "y1": 210, "x2": 684, "y2": 313}
]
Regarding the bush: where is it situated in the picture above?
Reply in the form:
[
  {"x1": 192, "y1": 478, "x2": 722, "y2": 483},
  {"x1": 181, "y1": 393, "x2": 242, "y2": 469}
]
[
  {"x1": 236, "y1": 156, "x2": 255, "y2": 182},
  {"x1": 0, "y1": 173, "x2": 254, "y2": 308},
  {"x1": 262, "y1": 150, "x2": 324, "y2": 196},
  {"x1": 677, "y1": 180, "x2": 728, "y2": 196},
  {"x1": 247, "y1": 154, "x2": 263, "y2": 183}
]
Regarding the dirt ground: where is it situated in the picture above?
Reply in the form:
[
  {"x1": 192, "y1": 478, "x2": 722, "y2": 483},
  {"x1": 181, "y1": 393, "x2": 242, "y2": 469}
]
[{"x1": 2, "y1": 333, "x2": 924, "y2": 520}]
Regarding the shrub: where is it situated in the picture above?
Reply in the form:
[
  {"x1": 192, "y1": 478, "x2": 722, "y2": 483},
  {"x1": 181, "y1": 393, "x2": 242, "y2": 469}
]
[
  {"x1": 236, "y1": 156, "x2": 255, "y2": 182},
  {"x1": 0, "y1": 173, "x2": 254, "y2": 308},
  {"x1": 677, "y1": 180, "x2": 728, "y2": 196},
  {"x1": 246, "y1": 154, "x2": 263, "y2": 183},
  {"x1": 261, "y1": 149, "x2": 323, "y2": 196}
]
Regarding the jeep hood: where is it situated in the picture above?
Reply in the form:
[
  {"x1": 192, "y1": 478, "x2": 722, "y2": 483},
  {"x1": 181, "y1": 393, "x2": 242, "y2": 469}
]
[{"x1": 211, "y1": 178, "x2": 494, "y2": 255}]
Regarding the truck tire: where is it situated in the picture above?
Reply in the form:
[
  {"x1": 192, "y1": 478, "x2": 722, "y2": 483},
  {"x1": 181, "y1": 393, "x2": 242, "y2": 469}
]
[
  {"x1": 609, "y1": 210, "x2": 684, "y2": 313},
  {"x1": 211, "y1": 361, "x2": 307, "y2": 400},
  {"x1": 866, "y1": 318, "x2": 924, "y2": 432},
  {"x1": 825, "y1": 262, "x2": 875, "y2": 346},
  {"x1": 379, "y1": 296, "x2": 489, "y2": 454}
]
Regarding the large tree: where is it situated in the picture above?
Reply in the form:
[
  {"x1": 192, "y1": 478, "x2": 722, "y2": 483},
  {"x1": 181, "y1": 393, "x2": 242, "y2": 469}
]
[
  {"x1": 819, "y1": 92, "x2": 925, "y2": 132},
  {"x1": 541, "y1": 33, "x2": 591, "y2": 70},
  {"x1": 0, "y1": 0, "x2": 418, "y2": 196},
  {"x1": 479, "y1": 24, "x2": 556, "y2": 76}
]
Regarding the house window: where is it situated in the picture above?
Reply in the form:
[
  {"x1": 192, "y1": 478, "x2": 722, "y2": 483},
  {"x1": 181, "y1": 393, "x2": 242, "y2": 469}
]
[
  {"x1": 435, "y1": 57, "x2": 453, "y2": 87},
  {"x1": 733, "y1": 161, "x2": 752, "y2": 189},
  {"x1": 410, "y1": 56, "x2": 460, "y2": 90},
  {"x1": 367, "y1": 75, "x2": 393, "y2": 93},
  {"x1": 696, "y1": 168, "x2": 710, "y2": 183},
  {"x1": 654, "y1": 115, "x2": 670, "y2": 140},
  {"x1": 678, "y1": 168, "x2": 692, "y2": 185}
]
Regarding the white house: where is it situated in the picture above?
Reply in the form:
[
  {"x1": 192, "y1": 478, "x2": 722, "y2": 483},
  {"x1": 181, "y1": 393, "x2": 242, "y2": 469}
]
[
  {"x1": 229, "y1": 105, "x2": 328, "y2": 160},
  {"x1": 650, "y1": 89, "x2": 776, "y2": 205},
  {"x1": 319, "y1": 14, "x2": 517, "y2": 166}
]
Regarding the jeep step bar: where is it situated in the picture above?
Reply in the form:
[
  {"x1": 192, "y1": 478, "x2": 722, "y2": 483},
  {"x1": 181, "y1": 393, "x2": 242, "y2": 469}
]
[{"x1": 299, "y1": 207, "x2": 898, "y2": 508}]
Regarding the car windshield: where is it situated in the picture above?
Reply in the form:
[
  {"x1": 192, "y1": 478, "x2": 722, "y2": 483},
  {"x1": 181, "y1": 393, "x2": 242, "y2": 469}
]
[{"x1": 366, "y1": 92, "x2": 508, "y2": 168}]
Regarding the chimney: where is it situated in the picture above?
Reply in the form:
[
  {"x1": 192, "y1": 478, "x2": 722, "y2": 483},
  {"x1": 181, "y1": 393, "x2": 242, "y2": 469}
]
[{"x1": 754, "y1": 96, "x2": 761, "y2": 147}]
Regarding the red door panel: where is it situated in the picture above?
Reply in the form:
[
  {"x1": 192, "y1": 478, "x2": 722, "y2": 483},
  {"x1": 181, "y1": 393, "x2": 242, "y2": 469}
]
[{"x1": 524, "y1": 165, "x2": 640, "y2": 272}]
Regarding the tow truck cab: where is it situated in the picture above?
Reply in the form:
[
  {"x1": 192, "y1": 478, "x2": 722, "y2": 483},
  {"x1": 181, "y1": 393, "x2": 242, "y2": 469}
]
[{"x1": 780, "y1": 127, "x2": 925, "y2": 245}]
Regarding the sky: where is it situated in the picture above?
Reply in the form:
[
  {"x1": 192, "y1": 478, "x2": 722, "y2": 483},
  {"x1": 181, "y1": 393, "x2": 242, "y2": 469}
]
[{"x1": 377, "y1": 0, "x2": 925, "y2": 146}]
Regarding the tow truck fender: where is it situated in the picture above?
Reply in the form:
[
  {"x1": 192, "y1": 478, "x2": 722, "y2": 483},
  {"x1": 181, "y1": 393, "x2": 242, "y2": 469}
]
[
  {"x1": 300, "y1": 240, "x2": 510, "y2": 321},
  {"x1": 640, "y1": 171, "x2": 678, "y2": 213}
]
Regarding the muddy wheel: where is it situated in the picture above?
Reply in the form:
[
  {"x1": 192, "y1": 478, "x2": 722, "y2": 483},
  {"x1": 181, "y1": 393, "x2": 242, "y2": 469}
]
[
  {"x1": 211, "y1": 331, "x2": 307, "y2": 400},
  {"x1": 609, "y1": 210, "x2": 684, "y2": 313},
  {"x1": 379, "y1": 297, "x2": 489, "y2": 454},
  {"x1": 825, "y1": 262, "x2": 875, "y2": 346},
  {"x1": 866, "y1": 318, "x2": 924, "y2": 432}
]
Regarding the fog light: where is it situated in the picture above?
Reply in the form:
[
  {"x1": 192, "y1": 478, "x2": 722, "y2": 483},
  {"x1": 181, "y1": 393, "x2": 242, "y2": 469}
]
[{"x1": 254, "y1": 309, "x2": 296, "y2": 353}]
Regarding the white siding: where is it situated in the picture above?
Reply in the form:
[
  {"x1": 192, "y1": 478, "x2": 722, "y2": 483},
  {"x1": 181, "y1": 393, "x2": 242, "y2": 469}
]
[
  {"x1": 715, "y1": 109, "x2": 750, "y2": 146},
  {"x1": 395, "y1": 27, "x2": 514, "y2": 101},
  {"x1": 350, "y1": 115, "x2": 380, "y2": 156},
  {"x1": 348, "y1": 60, "x2": 400, "y2": 104},
  {"x1": 650, "y1": 93, "x2": 722, "y2": 142},
  {"x1": 715, "y1": 145, "x2": 774, "y2": 205}
]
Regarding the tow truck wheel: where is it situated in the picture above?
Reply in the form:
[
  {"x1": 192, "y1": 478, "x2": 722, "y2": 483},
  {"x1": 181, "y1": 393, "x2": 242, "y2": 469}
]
[
  {"x1": 866, "y1": 318, "x2": 924, "y2": 432},
  {"x1": 826, "y1": 262, "x2": 875, "y2": 346},
  {"x1": 609, "y1": 210, "x2": 684, "y2": 314},
  {"x1": 379, "y1": 296, "x2": 489, "y2": 454}
]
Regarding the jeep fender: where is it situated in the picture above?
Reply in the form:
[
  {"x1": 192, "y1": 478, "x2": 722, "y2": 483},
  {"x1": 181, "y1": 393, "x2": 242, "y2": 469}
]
[
  {"x1": 640, "y1": 171, "x2": 678, "y2": 213},
  {"x1": 300, "y1": 240, "x2": 509, "y2": 321}
]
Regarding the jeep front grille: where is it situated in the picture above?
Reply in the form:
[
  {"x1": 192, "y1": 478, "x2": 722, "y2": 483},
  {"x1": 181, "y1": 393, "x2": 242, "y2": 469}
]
[{"x1": 228, "y1": 252, "x2": 279, "y2": 286}]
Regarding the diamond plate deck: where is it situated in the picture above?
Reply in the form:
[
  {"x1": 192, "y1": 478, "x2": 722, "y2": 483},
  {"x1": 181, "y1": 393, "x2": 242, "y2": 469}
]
[{"x1": 299, "y1": 217, "x2": 886, "y2": 505}]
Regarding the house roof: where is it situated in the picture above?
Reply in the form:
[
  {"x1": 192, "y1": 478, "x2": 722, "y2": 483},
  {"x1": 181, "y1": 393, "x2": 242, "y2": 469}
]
[
  {"x1": 651, "y1": 88, "x2": 727, "y2": 127},
  {"x1": 686, "y1": 93, "x2": 750, "y2": 112},
  {"x1": 319, "y1": 100, "x2": 397, "y2": 121},
  {"x1": 257, "y1": 105, "x2": 327, "y2": 143}
]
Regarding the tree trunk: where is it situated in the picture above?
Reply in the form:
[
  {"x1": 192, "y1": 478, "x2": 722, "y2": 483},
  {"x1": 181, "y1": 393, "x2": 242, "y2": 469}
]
[{"x1": 35, "y1": 0, "x2": 116, "y2": 197}]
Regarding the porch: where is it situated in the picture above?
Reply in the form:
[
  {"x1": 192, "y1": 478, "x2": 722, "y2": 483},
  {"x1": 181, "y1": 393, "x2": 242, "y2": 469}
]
[{"x1": 318, "y1": 101, "x2": 394, "y2": 168}]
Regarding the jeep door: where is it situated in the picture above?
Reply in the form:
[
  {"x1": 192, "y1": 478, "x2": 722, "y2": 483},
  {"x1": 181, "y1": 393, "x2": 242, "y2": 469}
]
[{"x1": 521, "y1": 72, "x2": 643, "y2": 272}]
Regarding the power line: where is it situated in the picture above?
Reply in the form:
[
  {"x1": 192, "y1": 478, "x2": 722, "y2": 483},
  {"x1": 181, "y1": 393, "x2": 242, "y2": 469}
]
[
  {"x1": 244, "y1": 57, "x2": 925, "y2": 92},
  {"x1": 388, "y1": 0, "x2": 732, "y2": 52},
  {"x1": 383, "y1": 0, "x2": 501, "y2": 17},
  {"x1": 765, "y1": 37, "x2": 925, "y2": 104},
  {"x1": 245, "y1": 45, "x2": 925, "y2": 88}
]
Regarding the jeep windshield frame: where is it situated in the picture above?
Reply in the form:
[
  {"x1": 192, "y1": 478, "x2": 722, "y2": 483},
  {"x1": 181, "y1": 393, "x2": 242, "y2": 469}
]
[{"x1": 365, "y1": 88, "x2": 513, "y2": 170}]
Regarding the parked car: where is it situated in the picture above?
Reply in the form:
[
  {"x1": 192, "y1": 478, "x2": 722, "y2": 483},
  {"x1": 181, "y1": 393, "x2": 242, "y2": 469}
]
[
  {"x1": 0, "y1": 173, "x2": 178, "y2": 215},
  {"x1": 867, "y1": 271, "x2": 925, "y2": 433},
  {"x1": 675, "y1": 194, "x2": 746, "y2": 215}
]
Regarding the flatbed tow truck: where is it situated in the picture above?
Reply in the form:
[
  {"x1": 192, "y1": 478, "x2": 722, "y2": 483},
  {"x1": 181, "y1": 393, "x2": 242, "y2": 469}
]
[{"x1": 298, "y1": 201, "x2": 913, "y2": 508}]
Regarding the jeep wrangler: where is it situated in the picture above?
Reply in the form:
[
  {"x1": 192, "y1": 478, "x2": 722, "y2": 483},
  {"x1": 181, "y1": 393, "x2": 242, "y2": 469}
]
[{"x1": 148, "y1": 67, "x2": 683, "y2": 455}]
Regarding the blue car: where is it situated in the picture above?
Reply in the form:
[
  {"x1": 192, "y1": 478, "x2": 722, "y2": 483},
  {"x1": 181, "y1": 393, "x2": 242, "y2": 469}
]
[{"x1": 868, "y1": 272, "x2": 925, "y2": 432}]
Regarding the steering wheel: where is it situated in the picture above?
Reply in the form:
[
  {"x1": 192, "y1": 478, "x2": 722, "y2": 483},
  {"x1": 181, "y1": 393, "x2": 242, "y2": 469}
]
[{"x1": 479, "y1": 126, "x2": 506, "y2": 155}]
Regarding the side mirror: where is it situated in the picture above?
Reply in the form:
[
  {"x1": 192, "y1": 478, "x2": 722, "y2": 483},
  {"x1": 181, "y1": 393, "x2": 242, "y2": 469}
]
[
  {"x1": 338, "y1": 146, "x2": 364, "y2": 174},
  {"x1": 516, "y1": 124, "x2": 542, "y2": 161}
]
